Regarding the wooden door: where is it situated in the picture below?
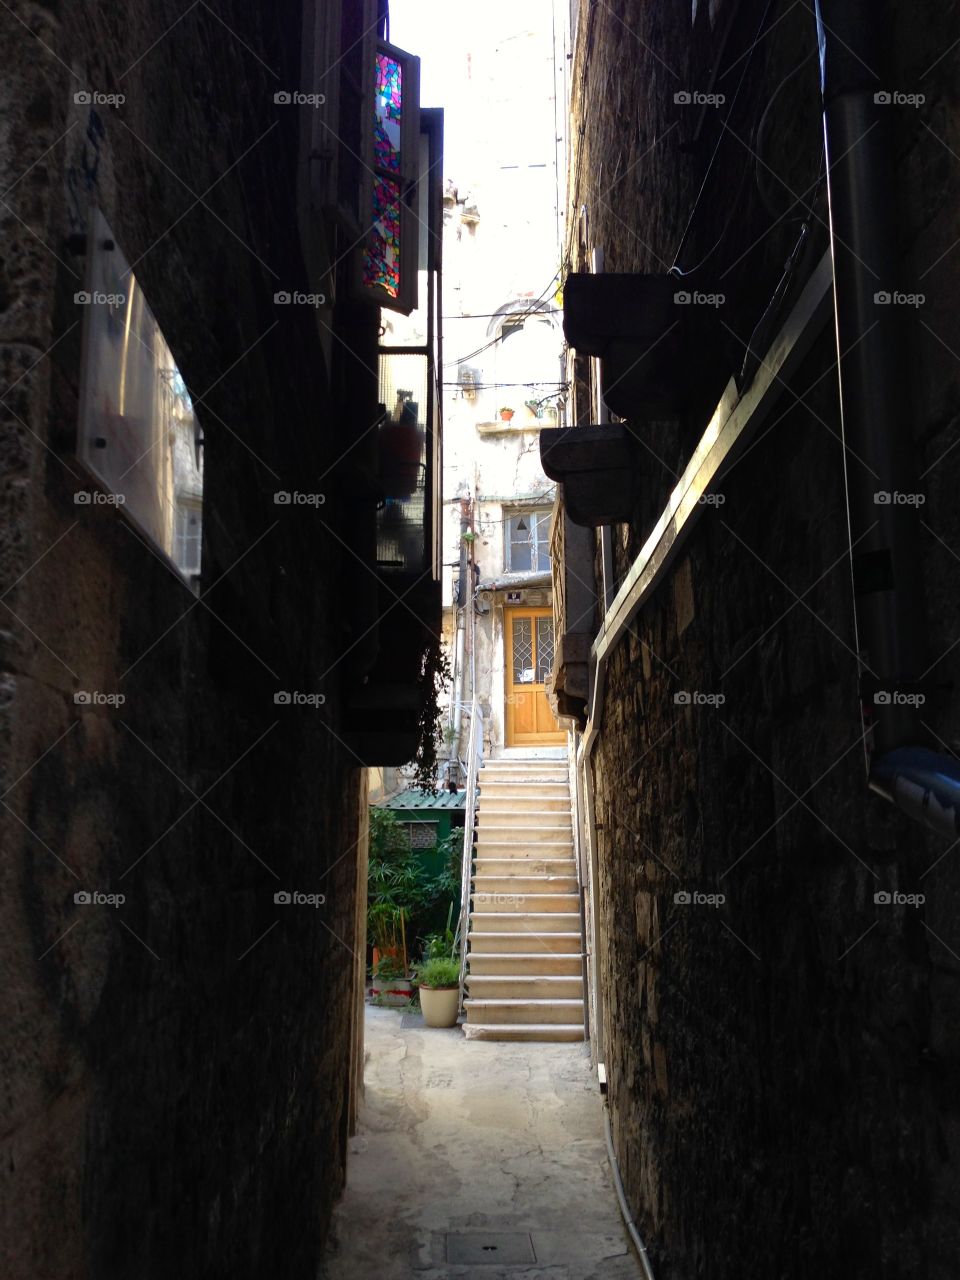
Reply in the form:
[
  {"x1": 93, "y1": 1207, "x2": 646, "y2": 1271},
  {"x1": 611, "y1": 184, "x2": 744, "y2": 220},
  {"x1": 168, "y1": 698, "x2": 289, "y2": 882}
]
[{"x1": 504, "y1": 607, "x2": 565, "y2": 746}]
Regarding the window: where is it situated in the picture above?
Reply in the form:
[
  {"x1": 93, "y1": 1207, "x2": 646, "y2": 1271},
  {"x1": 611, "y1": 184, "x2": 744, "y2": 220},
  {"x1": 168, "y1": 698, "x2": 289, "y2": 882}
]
[
  {"x1": 174, "y1": 500, "x2": 202, "y2": 576},
  {"x1": 505, "y1": 510, "x2": 551, "y2": 573},
  {"x1": 401, "y1": 820, "x2": 437, "y2": 849}
]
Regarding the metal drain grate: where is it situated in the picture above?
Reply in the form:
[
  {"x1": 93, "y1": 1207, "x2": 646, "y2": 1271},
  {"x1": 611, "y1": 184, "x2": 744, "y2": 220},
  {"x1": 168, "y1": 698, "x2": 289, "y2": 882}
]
[{"x1": 445, "y1": 1232, "x2": 537, "y2": 1265}]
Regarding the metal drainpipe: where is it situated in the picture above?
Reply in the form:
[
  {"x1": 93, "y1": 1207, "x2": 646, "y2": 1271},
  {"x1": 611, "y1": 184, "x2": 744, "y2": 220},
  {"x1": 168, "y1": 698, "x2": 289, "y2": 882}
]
[{"x1": 816, "y1": 0, "x2": 960, "y2": 836}]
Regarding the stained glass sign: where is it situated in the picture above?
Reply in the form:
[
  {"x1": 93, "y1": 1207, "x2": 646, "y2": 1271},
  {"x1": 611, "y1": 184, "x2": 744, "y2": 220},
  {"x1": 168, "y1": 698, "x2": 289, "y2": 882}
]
[
  {"x1": 374, "y1": 53, "x2": 402, "y2": 173},
  {"x1": 359, "y1": 40, "x2": 420, "y2": 314},
  {"x1": 364, "y1": 176, "x2": 402, "y2": 297}
]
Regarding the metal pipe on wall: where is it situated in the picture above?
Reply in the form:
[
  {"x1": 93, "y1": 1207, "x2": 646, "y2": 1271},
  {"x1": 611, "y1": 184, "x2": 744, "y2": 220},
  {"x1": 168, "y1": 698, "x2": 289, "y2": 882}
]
[
  {"x1": 816, "y1": 0, "x2": 926, "y2": 759},
  {"x1": 817, "y1": 0, "x2": 960, "y2": 835}
]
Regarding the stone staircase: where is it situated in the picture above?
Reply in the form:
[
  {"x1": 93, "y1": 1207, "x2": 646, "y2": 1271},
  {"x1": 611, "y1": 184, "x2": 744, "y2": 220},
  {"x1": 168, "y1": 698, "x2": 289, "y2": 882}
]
[{"x1": 462, "y1": 756, "x2": 585, "y2": 1041}]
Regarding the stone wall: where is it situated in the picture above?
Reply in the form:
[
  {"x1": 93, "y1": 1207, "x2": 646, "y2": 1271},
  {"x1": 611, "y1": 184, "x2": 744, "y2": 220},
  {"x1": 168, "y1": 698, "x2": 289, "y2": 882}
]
[
  {"x1": 569, "y1": 1, "x2": 960, "y2": 1275},
  {"x1": 0, "y1": 3, "x2": 368, "y2": 1277}
]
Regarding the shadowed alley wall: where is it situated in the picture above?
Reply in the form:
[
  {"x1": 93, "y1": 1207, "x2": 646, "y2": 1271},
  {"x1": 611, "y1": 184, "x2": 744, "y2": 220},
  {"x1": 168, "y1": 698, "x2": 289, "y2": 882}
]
[
  {"x1": 0, "y1": 3, "x2": 370, "y2": 1277},
  {"x1": 569, "y1": 0, "x2": 960, "y2": 1275}
]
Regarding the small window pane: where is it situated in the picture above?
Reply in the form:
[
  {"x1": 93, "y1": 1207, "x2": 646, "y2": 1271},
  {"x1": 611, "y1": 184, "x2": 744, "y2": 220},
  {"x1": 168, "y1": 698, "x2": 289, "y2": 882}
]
[
  {"x1": 374, "y1": 53, "x2": 403, "y2": 173},
  {"x1": 536, "y1": 616, "x2": 554, "y2": 682},
  {"x1": 364, "y1": 177, "x2": 402, "y2": 297},
  {"x1": 512, "y1": 617, "x2": 534, "y2": 682}
]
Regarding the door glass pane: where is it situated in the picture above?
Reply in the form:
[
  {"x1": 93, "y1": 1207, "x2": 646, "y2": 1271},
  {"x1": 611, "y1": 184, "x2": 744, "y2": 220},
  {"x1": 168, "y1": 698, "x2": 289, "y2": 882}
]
[
  {"x1": 536, "y1": 616, "x2": 554, "y2": 682},
  {"x1": 512, "y1": 617, "x2": 534, "y2": 683}
]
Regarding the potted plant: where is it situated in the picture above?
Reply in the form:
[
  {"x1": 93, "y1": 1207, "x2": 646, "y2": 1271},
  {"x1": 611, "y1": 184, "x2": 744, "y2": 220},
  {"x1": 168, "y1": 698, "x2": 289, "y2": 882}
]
[
  {"x1": 370, "y1": 953, "x2": 414, "y2": 1006},
  {"x1": 499, "y1": 405, "x2": 515, "y2": 422},
  {"x1": 414, "y1": 956, "x2": 461, "y2": 1027}
]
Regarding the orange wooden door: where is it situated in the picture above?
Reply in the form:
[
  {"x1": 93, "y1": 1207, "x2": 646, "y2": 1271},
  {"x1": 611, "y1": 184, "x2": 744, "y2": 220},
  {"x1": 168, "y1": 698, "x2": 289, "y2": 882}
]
[{"x1": 504, "y1": 607, "x2": 564, "y2": 746}]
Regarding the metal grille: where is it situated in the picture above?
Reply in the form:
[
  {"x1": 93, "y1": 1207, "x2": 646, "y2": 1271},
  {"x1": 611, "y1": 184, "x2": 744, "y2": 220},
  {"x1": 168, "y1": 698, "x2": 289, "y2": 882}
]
[
  {"x1": 536, "y1": 615, "x2": 554, "y2": 681},
  {"x1": 512, "y1": 617, "x2": 534, "y2": 683}
]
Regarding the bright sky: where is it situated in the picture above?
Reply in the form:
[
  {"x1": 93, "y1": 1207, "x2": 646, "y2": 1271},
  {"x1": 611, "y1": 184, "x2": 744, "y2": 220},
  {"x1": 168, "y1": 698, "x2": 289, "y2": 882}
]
[{"x1": 388, "y1": 0, "x2": 559, "y2": 190}]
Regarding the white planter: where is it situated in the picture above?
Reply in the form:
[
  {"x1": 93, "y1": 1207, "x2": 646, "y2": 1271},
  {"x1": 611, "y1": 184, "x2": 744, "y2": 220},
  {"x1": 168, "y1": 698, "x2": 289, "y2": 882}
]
[{"x1": 419, "y1": 985, "x2": 460, "y2": 1027}]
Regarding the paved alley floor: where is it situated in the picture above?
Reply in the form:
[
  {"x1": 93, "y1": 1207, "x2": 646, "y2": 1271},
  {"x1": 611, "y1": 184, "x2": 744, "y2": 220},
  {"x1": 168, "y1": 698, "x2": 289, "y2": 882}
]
[{"x1": 322, "y1": 1006, "x2": 643, "y2": 1280}]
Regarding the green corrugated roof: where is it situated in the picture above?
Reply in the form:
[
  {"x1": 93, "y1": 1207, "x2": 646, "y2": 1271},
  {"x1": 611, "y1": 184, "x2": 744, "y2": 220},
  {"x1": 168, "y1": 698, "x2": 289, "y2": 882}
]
[{"x1": 375, "y1": 787, "x2": 466, "y2": 811}]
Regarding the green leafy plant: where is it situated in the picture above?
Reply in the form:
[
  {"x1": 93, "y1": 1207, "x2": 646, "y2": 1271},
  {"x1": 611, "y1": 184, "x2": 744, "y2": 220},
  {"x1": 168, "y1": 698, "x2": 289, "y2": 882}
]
[
  {"x1": 422, "y1": 901, "x2": 459, "y2": 960},
  {"x1": 367, "y1": 809, "x2": 430, "y2": 971},
  {"x1": 410, "y1": 635, "x2": 452, "y2": 792},
  {"x1": 372, "y1": 953, "x2": 406, "y2": 982},
  {"x1": 415, "y1": 956, "x2": 461, "y2": 989}
]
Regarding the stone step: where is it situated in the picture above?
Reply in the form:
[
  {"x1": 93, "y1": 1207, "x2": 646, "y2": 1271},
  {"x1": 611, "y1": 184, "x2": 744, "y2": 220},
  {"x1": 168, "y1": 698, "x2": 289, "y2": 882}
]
[
  {"x1": 462, "y1": 1023, "x2": 585, "y2": 1042},
  {"x1": 477, "y1": 808, "x2": 572, "y2": 827},
  {"x1": 466, "y1": 951, "x2": 584, "y2": 976},
  {"x1": 471, "y1": 892, "x2": 580, "y2": 913},
  {"x1": 464, "y1": 997, "x2": 584, "y2": 1025},
  {"x1": 475, "y1": 840, "x2": 574, "y2": 857},
  {"x1": 477, "y1": 824, "x2": 573, "y2": 843},
  {"x1": 480, "y1": 766, "x2": 568, "y2": 782},
  {"x1": 476, "y1": 778, "x2": 568, "y2": 798},
  {"x1": 470, "y1": 911, "x2": 581, "y2": 934},
  {"x1": 473, "y1": 874, "x2": 579, "y2": 894},
  {"x1": 474, "y1": 858, "x2": 577, "y2": 877},
  {"x1": 467, "y1": 930, "x2": 582, "y2": 954},
  {"x1": 465, "y1": 974, "x2": 584, "y2": 999}
]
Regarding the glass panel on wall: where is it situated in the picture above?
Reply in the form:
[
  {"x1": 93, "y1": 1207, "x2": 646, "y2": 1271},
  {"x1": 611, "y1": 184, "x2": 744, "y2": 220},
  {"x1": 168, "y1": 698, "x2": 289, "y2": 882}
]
[
  {"x1": 363, "y1": 176, "x2": 403, "y2": 298},
  {"x1": 77, "y1": 208, "x2": 203, "y2": 586},
  {"x1": 374, "y1": 52, "x2": 403, "y2": 173},
  {"x1": 376, "y1": 351, "x2": 428, "y2": 571}
]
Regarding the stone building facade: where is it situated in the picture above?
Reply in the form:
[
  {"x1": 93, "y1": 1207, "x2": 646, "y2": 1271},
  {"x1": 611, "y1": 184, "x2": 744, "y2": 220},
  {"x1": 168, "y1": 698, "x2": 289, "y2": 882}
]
[
  {"x1": 558, "y1": 1, "x2": 960, "y2": 1275},
  {"x1": 0, "y1": 2, "x2": 439, "y2": 1277}
]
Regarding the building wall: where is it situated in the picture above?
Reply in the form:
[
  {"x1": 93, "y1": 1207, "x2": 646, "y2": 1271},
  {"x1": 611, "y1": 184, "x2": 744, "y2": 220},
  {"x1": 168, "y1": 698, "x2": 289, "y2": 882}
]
[
  {"x1": 0, "y1": 4, "x2": 375, "y2": 1277},
  {"x1": 568, "y1": 1, "x2": 960, "y2": 1276}
]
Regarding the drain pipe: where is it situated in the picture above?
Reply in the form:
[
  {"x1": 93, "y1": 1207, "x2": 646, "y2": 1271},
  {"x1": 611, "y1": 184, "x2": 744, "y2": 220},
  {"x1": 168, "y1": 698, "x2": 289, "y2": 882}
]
[
  {"x1": 817, "y1": 0, "x2": 960, "y2": 835},
  {"x1": 603, "y1": 1107, "x2": 657, "y2": 1280}
]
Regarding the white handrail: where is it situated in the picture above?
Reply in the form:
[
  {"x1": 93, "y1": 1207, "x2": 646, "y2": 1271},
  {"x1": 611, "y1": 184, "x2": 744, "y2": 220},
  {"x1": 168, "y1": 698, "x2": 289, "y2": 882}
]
[{"x1": 457, "y1": 701, "x2": 482, "y2": 1012}]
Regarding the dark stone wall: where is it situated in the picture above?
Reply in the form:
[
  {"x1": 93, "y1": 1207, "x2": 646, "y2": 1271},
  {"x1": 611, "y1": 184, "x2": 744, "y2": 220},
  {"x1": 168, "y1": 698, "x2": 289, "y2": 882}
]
[
  {"x1": 0, "y1": 3, "x2": 368, "y2": 1277},
  {"x1": 570, "y1": 0, "x2": 960, "y2": 1275}
]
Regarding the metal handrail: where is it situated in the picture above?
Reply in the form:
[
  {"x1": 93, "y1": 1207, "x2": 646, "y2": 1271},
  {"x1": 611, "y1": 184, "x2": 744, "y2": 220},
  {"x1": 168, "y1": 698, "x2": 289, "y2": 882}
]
[{"x1": 456, "y1": 700, "x2": 483, "y2": 1012}]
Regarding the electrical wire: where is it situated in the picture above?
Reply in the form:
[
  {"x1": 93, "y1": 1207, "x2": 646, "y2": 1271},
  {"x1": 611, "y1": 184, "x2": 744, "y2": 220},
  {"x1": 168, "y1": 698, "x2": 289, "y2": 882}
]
[
  {"x1": 442, "y1": 271, "x2": 561, "y2": 368},
  {"x1": 670, "y1": 0, "x2": 778, "y2": 277}
]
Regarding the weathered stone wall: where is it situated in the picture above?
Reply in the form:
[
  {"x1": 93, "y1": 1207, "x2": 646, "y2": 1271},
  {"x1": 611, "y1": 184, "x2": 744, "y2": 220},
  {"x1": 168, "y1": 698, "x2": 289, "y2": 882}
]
[
  {"x1": 570, "y1": 0, "x2": 960, "y2": 1275},
  {"x1": 1, "y1": 3, "x2": 367, "y2": 1277}
]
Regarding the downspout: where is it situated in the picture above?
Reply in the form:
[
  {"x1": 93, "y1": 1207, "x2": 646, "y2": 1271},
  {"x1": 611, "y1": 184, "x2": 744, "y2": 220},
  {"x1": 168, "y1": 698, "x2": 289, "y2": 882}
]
[
  {"x1": 449, "y1": 498, "x2": 470, "y2": 766},
  {"x1": 817, "y1": 0, "x2": 960, "y2": 835}
]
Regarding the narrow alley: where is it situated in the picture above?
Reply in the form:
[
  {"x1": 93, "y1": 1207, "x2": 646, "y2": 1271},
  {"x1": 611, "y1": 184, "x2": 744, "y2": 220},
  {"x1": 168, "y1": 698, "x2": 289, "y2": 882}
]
[
  {"x1": 4, "y1": 0, "x2": 960, "y2": 1278},
  {"x1": 323, "y1": 1007, "x2": 641, "y2": 1280}
]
